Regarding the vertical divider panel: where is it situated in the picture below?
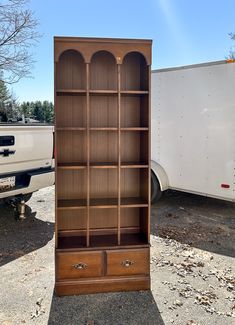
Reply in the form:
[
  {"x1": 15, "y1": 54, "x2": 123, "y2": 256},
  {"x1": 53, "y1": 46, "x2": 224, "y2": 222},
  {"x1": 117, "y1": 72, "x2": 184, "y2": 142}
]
[
  {"x1": 117, "y1": 64, "x2": 121, "y2": 245},
  {"x1": 147, "y1": 65, "x2": 151, "y2": 242},
  {"x1": 54, "y1": 60, "x2": 58, "y2": 248},
  {"x1": 86, "y1": 62, "x2": 90, "y2": 247}
]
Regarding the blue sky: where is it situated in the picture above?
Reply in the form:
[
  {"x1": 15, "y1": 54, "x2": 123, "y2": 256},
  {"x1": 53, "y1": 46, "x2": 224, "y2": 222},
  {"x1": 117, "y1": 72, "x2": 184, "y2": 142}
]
[{"x1": 12, "y1": 0, "x2": 235, "y2": 102}]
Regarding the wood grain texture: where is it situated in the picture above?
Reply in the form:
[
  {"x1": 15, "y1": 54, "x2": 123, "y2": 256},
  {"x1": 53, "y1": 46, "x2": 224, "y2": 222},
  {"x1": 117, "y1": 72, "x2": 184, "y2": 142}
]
[
  {"x1": 90, "y1": 131, "x2": 118, "y2": 163},
  {"x1": 106, "y1": 248, "x2": 150, "y2": 276},
  {"x1": 57, "y1": 209, "x2": 87, "y2": 230},
  {"x1": 90, "y1": 169, "x2": 118, "y2": 199},
  {"x1": 57, "y1": 169, "x2": 87, "y2": 200},
  {"x1": 56, "y1": 50, "x2": 86, "y2": 89},
  {"x1": 121, "y1": 52, "x2": 149, "y2": 91},
  {"x1": 56, "y1": 251, "x2": 104, "y2": 280},
  {"x1": 54, "y1": 37, "x2": 152, "y2": 65},
  {"x1": 57, "y1": 131, "x2": 86, "y2": 164},
  {"x1": 56, "y1": 96, "x2": 86, "y2": 128},
  {"x1": 90, "y1": 51, "x2": 117, "y2": 90},
  {"x1": 90, "y1": 95, "x2": 118, "y2": 128},
  {"x1": 55, "y1": 275, "x2": 150, "y2": 295}
]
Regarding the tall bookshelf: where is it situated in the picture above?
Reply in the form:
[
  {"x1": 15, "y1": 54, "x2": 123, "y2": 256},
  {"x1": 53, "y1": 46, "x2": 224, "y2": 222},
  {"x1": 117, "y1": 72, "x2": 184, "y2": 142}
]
[{"x1": 54, "y1": 37, "x2": 152, "y2": 295}]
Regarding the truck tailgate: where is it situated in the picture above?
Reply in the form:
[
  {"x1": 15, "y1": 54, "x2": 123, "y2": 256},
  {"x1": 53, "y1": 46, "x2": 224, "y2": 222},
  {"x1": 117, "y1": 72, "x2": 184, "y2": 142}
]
[{"x1": 0, "y1": 125, "x2": 54, "y2": 175}]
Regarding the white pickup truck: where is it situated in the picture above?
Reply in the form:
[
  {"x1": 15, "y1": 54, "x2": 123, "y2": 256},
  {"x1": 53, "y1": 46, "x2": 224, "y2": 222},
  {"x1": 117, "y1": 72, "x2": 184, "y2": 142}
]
[{"x1": 0, "y1": 124, "x2": 55, "y2": 216}]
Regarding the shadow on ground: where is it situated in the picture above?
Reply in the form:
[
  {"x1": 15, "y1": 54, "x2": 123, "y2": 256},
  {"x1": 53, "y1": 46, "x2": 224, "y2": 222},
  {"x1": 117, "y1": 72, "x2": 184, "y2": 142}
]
[
  {"x1": 0, "y1": 202, "x2": 54, "y2": 267},
  {"x1": 151, "y1": 190, "x2": 235, "y2": 257},
  {"x1": 48, "y1": 290, "x2": 164, "y2": 325}
]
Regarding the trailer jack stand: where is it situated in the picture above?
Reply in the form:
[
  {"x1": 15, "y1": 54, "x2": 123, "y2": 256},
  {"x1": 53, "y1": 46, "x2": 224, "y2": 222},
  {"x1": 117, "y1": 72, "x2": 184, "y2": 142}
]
[{"x1": 18, "y1": 200, "x2": 26, "y2": 220}]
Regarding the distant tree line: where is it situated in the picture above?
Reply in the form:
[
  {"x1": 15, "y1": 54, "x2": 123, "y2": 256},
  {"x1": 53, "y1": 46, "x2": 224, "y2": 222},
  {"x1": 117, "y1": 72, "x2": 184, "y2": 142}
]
[
  {"x1": 0, "y1": 79, "x2": 54, "y2": 123},
  {"x1": 20, "y1": 100, "x2": 54, "y2": 123}
]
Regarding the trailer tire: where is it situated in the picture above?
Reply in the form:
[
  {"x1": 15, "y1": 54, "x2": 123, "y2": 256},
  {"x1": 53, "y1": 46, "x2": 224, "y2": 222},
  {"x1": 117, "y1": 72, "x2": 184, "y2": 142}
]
[{"x1": 151, "y1": 171, "x2": 162, "y2": 203}]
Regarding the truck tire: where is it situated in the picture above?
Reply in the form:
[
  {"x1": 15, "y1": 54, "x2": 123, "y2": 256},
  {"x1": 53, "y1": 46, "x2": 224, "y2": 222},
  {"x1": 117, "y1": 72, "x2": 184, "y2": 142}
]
[{"x1": 151, "y1": 171, "x2": 162, "y2": 203}]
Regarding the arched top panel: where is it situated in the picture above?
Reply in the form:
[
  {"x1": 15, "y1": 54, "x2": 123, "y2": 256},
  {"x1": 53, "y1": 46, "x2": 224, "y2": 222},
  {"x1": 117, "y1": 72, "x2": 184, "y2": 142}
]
[
  {"x1": 121, "y1": 51, "x2": 148, "y2": 66},
  {"x1": 56, "y1": 49, "x2": 86, "y2": 90},
  {"x1": 90, "y1": 51, "x2": 118, "y2": 90},
  {"x1": 121, "y1": 51, "x2": 149, "y2": 91},
  {"x1": 58, "y1": 49, "x2": 85, "y2": 62},
  {"x1": 90, "y1": 50, "x2": 118, "y2": 64}
]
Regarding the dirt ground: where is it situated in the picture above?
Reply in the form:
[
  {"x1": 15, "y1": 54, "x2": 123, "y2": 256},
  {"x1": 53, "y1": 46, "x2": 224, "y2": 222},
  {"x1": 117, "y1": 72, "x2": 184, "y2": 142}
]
[{"x1": 0, "y1": 186, "x2": 234, "y2": 325}]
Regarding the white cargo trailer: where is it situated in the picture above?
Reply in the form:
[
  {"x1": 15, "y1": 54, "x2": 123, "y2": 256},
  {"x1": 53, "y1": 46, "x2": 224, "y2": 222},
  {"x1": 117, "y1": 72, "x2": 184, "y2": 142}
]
[{"x1": 151, "y1": 60, "x2": 235, "y2": 202}]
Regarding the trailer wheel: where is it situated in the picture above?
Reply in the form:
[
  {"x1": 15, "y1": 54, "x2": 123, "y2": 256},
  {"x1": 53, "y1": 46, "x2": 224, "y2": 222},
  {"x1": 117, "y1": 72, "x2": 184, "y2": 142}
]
[{"x1": 151, "y1": 171, "x2": 162, "y2": 203}]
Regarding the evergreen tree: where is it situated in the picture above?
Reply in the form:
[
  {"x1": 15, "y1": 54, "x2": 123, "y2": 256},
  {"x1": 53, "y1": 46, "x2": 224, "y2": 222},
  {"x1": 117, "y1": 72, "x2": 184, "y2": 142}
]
[{"x1": 0, "y1": 78, "x2": 17, "y2": 122}]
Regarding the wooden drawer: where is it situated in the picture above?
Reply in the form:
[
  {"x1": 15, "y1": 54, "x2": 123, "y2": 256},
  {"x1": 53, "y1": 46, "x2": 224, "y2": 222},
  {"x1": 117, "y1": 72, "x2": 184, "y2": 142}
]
[
  {"x1": 56, "y1": 251, "x2": 103, "y2": 280},
  {"x1": 106, "y1": 248, "x2": 149, "y2": 276}
]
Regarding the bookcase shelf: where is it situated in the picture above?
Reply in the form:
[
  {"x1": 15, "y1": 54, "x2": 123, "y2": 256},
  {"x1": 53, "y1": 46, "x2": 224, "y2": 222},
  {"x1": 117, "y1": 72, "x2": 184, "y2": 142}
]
[
  {"x1": 90, "y1": 127, "x2": 118, "y2": 131},
  {"x1": 57, "y1": 127, "x2": 86, "y2": 131},
  {"x1": 56, "y1": 89, "x2": 86, "y2": 96},
  {"x1": 121, "y1": 128, "x2": 149, "y2": 131},
  {"x1": 55, "y1": 37, "x2": 151, "y2": 295},
  {"x1": 120, "y1": 90, "x2": 149, "y2": 95},
  {"x1": 57, "y1": 162, "x2": 86, "y2": 169},
  {"x1": 57, "y1": 199, "x2": 87, "y2": 209},
  {"x1": 89, "y1": 90, "x2": 118, "y2": 95}
]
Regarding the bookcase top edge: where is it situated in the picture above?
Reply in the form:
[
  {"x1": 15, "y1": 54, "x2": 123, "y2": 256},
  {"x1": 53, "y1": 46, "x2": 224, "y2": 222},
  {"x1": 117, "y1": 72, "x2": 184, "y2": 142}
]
[{"x1": 54, "y1": 36, "x2": 152, "y2": 44}]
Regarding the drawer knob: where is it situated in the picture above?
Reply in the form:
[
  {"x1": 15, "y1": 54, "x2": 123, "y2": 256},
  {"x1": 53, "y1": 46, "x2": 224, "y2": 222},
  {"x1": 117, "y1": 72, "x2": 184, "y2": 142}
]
[
  {"x1": 73, "y1": 262, "x2": 87, "y2": 270},
  {"x1": 121, "y1": 260, "x2": 134, "y2": 267}
]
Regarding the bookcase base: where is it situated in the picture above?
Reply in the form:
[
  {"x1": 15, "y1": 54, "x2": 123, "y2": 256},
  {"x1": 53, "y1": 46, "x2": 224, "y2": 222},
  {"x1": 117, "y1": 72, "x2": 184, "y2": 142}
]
[{"x1": 55, "y1": 276, "x2": 150, "y2": 296}]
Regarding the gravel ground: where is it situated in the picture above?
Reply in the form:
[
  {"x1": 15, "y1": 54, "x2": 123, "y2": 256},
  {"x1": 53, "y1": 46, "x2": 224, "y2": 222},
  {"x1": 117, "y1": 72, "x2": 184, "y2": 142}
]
[{"x1": 0, "y1": 186, "x2": 234, "y2": 325}]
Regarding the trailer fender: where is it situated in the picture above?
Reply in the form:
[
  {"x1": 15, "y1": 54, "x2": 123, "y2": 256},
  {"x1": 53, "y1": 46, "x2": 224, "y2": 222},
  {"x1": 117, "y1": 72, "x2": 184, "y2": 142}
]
[{"x1": 151, "y1": 160, "x2": 169, "y2": 191}]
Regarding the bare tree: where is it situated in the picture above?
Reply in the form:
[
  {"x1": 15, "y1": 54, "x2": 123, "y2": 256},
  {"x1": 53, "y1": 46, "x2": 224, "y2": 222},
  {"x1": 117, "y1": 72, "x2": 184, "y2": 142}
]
[
  {"x1": 0, "y1": 0, "x2": 40, "y2": 83},
  {"x1": 227, "y1": 32, "x2": 235, "y2": 60}
]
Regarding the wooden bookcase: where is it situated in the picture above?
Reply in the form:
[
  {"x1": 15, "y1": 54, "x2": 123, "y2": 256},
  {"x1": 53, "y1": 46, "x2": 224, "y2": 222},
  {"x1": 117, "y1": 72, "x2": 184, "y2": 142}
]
[{"x1": 54, "y1": 37, "x2": 152, "y2": 295}]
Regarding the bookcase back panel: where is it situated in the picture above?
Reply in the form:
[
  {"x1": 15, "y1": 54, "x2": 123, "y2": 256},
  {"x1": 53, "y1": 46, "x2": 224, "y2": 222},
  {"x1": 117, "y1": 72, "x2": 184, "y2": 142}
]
[
  {"x1": 140, "y1": 96, "x2": 149, "y2": 127},
  {"x1": 57, "y1": 210, "x2": 87, "y2": 230},
  {"x1": 90, "y1": 51, "x2": 117, "y2": 90},
  {"x1": 56, "y1": 96, "x2": 86, "y2": 128},
  {"x1": 121, "y1": 132, "x2": 148, "y2": 163},
  {"x1": 140, "y1": 170, "x2": 149, "y2": 202},
  {"x1": 56, "y1": 50, "x2": 86, "y2": 89},
  {"x1": 90, "y1": 209, "x2": 118, "y2": 229},
  {"x1": 90, "y1": 131, "x2": 118, "y2": 163},
  {"x1": 139, "y1": 207, "x2": 149, "y2": 239},
  {"x1": 90, "y1": 96, "x2": 118, "y2": 128},
  {"x1": 57, "y1": 131, "x2": 86, "y2": 163},
  {"x1": 121, "y1": 169, "x2": 148, "y2": 199},
  {"x1": 57, "y1": 169, "x2": 87, "y2": 200},
  {"x1": 121, "y1": 169, "x2": 140, "y2": 198},
  {"x1": 121, "y1": 96, "x2": 149, "y2": 128},
  {"x1": 121, "y1": 52, "x2": 148, "y2": 91},
  {"x1": 120, "y1": 208, "x2": 140, "y2": 228},
  {"x1": 121, "y1": 96, "x2": 139, "y2": 127},
  {"x1": 90, "y1": 169, "x2": 118, "y2": 199}
]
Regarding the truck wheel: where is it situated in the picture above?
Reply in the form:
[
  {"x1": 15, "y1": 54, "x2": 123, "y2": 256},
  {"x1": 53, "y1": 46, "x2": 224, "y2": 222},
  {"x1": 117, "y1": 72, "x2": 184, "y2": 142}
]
[{"x1": 151, "y1": 171, "x2": 162, "y2": 203}]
